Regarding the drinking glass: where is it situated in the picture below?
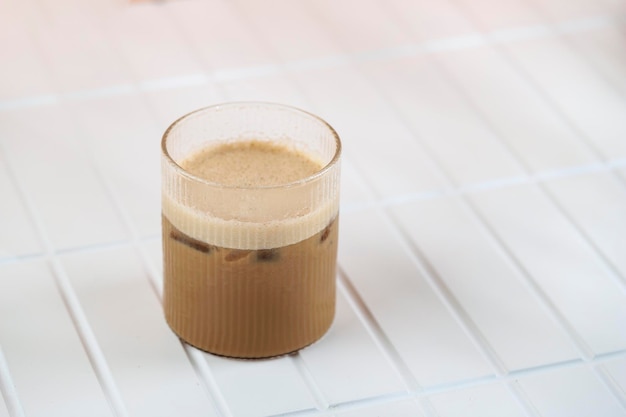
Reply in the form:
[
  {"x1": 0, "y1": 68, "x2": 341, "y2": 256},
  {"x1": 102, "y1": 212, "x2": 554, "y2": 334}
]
[{"x1": 161, "y1": 102, "x2": 341, "y2": 358}]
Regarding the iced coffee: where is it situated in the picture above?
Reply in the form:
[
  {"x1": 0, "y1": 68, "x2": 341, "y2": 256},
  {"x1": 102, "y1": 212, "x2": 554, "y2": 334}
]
[{"x1": 161, "y1": 103, "x2": 341, "y2": 358}]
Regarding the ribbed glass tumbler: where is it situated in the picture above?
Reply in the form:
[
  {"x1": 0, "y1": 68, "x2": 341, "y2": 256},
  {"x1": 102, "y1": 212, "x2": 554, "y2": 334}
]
[{"x1": 161, "y1": 102, "x2": 341, "y2": 358}]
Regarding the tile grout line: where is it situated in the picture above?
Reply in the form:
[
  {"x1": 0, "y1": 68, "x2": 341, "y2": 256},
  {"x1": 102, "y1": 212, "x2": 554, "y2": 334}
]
[
  {"x1": 164, "y1": 2, "x2": 231, "y2": 100},
  {"x1": 451, "y1": 0, "x2": 626, "y2": 247},
  {"x1": 86, "y1": 120, "x2": 234, "y2": 417},
  {"x1": 304, "y1": 0, "x2": 510, "y2": 376},
  {"x1": 528, "y1": 180, "x2": 625, "y2": 293},
  {"x1": 2, "y1": 152, "x2": 625, "y2": 268},
  {"x1": 515, "y1": 0, "x2": 626, "y2": 286},
  {"x1": 462, "y1": 0, "x2": 626, "y2": 193},
  {"x1": 378, "y1": 3, "x2": 596, "y2": 415},
  {"x1": 1, "y1": 5, "x2": 132, "y2": 407},
  {"x1": 169, "y1": 0, "x2": 360, "y2": 410},
  {"x1": 289, "y1": 2, "x2": 517, "y2": 415},
  {"x1": 218, "y1": 0, "x2": 442, "y2": 413},
  {"x1": 160, "y1": 3, "x2": 331, "y2": 415},
  {"x1": 208, "y1": 0, "x2": 338, "y2": 411},
  {"x1": 269, "y1": 393, "x2": 407, "y2": 417},
  {"x1": 270, "y1": 348, "x2": 626, "y2": 417},
  {"x1": 289, "y1": 354, "x2": 331, "y2": 411},
  {"x1": 11, "y1": 0, "x2": 231, "y2": 413},
  {"x1": 0, "y1": 140, "x2": 130, "y2": 417},
  {"x1": 104, "y1": 4, "x2": 241, "y2": 412},
  {"x1": 182, "y1": 349, "x2": 234, "y2": 417},
  {"x1": 293, "y1": 1, "x2": 557, "y2": 413},
  {"x1": 340, "y1": 157, "x2": 626, "y2": 215},
  {"x1": 1, "y1": 3, "x2": 623, "y2": 417},
  {"x1": 217, "y1": 1, "x2": 446, "y2": 413},
  {"x1": 337, "y1": 267, "x2": 422, "y2": 394},
  {"x1": 0, "y1": 345, "x2": 25, "y2": 417},
  {"x1": 591, "y1": 364, "x2": 626, "y2": 411},
  {"x1": 380, "y1": 201, "x2": 512, "y2": 375},
  {"x1": 312, "y1": 0, "x2": 613, "y2": 414},
  {"x1": 524, "y1": 0, "x2": 626, "y2": 97},
  {"x1": 505, "y1": 381, "x2": 544, "y2": 417},
  {"x1": 446, "y1": 0, "x2": 626, "y2": 410},
  {"x1": 7, "y1": 3, "x2": 620, "y2": 416},
  {"x1": 416, "y1": 41, "x2": 621, "y2": 352},
  {"x1": 70, "y1": 7, "x2": 235, "y2": 415},
  {"x1": 0, "y1": 13, "x2": 616, "y2": 112},
  {"x1": 3, "y1": 156, "x2": 625, "y2": 267},
  {"x1": 496, "y1": 0, "x2": 626, "y2": 292},
  {"x1": 419, "y1": 0, "x2": 624, "y2": 352},
  {"x1": 0, "y1": 235, "x2": 160, "y2": 267},
  {"x1": 337, "y1": 268, "x2": 439, "y2": 417}
]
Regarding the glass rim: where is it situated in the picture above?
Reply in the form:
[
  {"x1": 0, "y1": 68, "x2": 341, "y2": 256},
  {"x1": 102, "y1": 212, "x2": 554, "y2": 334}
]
[{"x1": 161, "y1": 101, "x2": 342, "y2": 190}]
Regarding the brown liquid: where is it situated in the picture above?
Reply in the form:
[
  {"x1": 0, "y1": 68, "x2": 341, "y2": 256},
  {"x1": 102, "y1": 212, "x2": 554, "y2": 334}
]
[
  {"x1": 162, "y1": 215, "x2": 338, "y2": 358},
  {"x1": 162, "y1": 140, "x2": 338, "y2": 358}
]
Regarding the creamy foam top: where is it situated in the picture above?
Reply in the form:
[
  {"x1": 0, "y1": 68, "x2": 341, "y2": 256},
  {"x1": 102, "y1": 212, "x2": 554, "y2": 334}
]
[
  {"x1": 163, "y1": 140, "x2": 339, "y2": 249},
  {"x1": 182, "y1": 140, "x2": 322, "y2": 187}
]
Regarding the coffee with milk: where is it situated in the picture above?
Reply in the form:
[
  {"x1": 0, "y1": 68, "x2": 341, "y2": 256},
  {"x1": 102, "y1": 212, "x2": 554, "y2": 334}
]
[{"x1": 162, "y1": 140, "x2": 338, "y2": 358}]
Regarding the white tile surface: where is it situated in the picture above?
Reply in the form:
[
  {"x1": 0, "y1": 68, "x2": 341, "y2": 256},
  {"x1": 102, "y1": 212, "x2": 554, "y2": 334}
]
[
  {"x1": 339, "y1": 209, "x2": 493, "y2": 386},
  {"x1": 1, "y1": 0, "x2": 626, "y2": 415},
  {"x1": 534, "y1": 0, "x2": 618, "y2": 21},
  {"x1": 0, "y1": 392, "x2": 8, "y2": 417},
  {"x1": 297, "y1": 290, "x2": 406, "y2": 405},
  {"x1": 338, "y1": 158, "x2": 374, "y2": 209},
  {"x1": 391, "y1": 196, "x2": 581, "y2": 371},
  {"x1": 0, "y1": 107, "x2": 130, "y2": 251},
  {"x1": 60, "y1": 247, "x2": 215, "y2": 417},
  {"x1": 363, "y1": 55, "x2": 526, "y2": 186},
  {"x1": 605, "y1": 357, "x2": 626, "y2": 394},
  {"x1": 22, "y1": 3, "x2": 130, "y2": 94},
  {"x1": 166, "y1": 0, "x2": 275, "y2": 71},
  {"x1": 471, "y1": 184, "x2": 626, "y2": 354},
  {"x1": 545, "y1": 172, "x2": 626, "y2": 279},
  {"x1": 504, "y1": 37, "x2": 626, "y2": 161},
  {"x1": 0, "y1": 2, "x2": 54, "y2": 102},
  {"x1": 0, "y1": 261, "x2": 112, "y2": 417},
  {"x1": 219, "y1": 76, "x2": 308, "y2": 110},
  {"x1": 454, "y1": 0, "x2": 544, "y2": 31},
  {"x1": 0, "y1": 161, "x2": 42, "y2": 259},
  {"x1": 107, "y1": 4, "x2": 202, "y2": 82},
  {"x1": 565, "y1": 25, "x2": 626, "y2": 100},
  {"x1": 517, "y1": 366, "x2": 626, "y2": 417},
  {"x1": 435, "y1": 45, "x2": 598, "y2": 173},
  {"x1": 428, "y1": 382, "x2": 527, "y2": 417},
  {"x1": 202, "y1": 354, "x2": 314, "y2": 417},
  {"x1": 144, "y1": 83, "x2": 221, "y2": 129},
  {"x1": 68, "y1": 95, "x2": 162, "y2": 238},
  {"x1": 232, "y1": 0, "x2": 340, "y2": 62},
  {"x1": 303, "y1": 0, "x2": 410, "y2": 54},
  {"x1": 293, "y1": 67, "x2": 446, "y2": 198},
  {"x1": 385, "y1": 0, "x2": 476, "y2": 41},
  {"x1": 335, "y1": 399, "x2": 425, "y2": 417}
]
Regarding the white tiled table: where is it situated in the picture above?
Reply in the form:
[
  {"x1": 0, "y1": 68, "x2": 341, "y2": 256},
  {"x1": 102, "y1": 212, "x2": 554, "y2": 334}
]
[{"x1": 1, "y1": 0, "x2": 626, "y2": 416}]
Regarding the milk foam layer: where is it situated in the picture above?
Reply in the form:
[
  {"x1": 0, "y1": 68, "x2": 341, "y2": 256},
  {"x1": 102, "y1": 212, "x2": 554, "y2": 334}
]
[
  {"x1": 183, "y1": 140, "x2": 323, "y2": 187},
  {"x1": 162, "y1": 140, "x2": 339, "y2": 250}
]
